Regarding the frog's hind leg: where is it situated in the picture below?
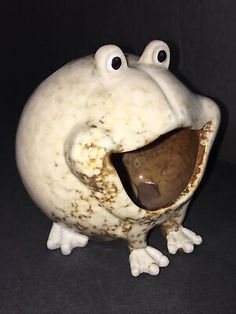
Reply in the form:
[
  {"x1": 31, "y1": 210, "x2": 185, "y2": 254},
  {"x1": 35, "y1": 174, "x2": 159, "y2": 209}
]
[
  {"x1": 160, "y1": 201, "x2": 202, "y2": 254},
  {"x1": 128, "y1": 236, "x2": 169, "y2": 277},
  {"x1": 47, "y1": 222, "x2": 89, "y2": 255}
]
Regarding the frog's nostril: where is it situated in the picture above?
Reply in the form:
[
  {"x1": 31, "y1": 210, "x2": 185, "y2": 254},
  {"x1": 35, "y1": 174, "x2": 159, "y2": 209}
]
[{"x1": 111, "y1": 127, "x2": 203, "y2": 211}]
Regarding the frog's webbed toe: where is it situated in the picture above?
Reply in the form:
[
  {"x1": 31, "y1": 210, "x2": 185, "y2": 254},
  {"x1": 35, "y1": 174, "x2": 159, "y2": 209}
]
[
  {"x1": 47, "y1": 223, "x2": 89, "y2": 255},
  {"x1": 129, "y1": 246, "x2": 169, "y2": 277},
  {"x1": 166, "y1": 226, "x2": 202, "y2": 254}
]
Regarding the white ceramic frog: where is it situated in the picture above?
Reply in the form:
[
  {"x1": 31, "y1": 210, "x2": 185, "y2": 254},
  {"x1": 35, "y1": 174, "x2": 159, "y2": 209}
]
[{"x1": 16, "y1": 41, "x2": 220, "y2": 277}]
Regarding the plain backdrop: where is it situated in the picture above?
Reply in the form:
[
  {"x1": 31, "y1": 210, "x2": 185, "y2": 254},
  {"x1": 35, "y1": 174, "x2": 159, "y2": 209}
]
[{"x1": 0, "y1": 1, "x2": 236, "y2": 314}]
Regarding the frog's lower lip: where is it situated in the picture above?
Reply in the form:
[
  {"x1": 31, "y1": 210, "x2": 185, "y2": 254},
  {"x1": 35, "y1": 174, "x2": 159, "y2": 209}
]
[{"x1": 111, "y1": 127, "x2": 203, "y2": 210}]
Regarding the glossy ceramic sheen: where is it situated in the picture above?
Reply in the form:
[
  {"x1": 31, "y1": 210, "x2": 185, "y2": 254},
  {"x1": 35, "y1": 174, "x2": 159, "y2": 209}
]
[{"x1": 16, "y1": 41, "x2": 220, "y2": 276}]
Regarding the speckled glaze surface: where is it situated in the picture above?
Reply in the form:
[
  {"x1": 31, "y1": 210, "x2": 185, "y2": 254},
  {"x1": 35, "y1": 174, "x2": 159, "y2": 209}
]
[{"x1": 16, "y1": 41, "x2": 220, "y2": 276}]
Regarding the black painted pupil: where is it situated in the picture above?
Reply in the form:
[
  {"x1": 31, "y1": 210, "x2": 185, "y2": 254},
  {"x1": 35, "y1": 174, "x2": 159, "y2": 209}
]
[
  {"x1": 157, "y1": 50, "x2": 167, "y2": 63},
  {"x1": 111, "y1": 56, "x2": 122, "y2": 70}
]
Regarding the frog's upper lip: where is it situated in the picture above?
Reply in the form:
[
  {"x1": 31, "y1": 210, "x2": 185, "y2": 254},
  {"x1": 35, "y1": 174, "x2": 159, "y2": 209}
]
[{"x1": 111, "y1": 125, "x2": 205, "y2": 211}]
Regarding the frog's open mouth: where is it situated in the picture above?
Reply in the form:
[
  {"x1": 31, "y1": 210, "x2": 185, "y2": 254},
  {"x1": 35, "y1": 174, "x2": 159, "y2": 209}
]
[{"x1": 111, "y1": 127, "x2": 204, "y2": 211}]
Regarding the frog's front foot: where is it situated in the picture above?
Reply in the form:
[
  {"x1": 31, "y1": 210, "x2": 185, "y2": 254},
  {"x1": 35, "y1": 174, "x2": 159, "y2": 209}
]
[
  {"x1": 129, "y1": 246, "x2": 169, "y2": 277},
  {"x1": 166, "y1": 226, "x2": 202, "y2": 254},
  {"x1": 47, "y1": 222, "x2": 89, "y2": 255}
]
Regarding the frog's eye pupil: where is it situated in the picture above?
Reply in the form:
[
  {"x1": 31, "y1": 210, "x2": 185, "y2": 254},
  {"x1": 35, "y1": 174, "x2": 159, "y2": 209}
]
[
  {"x1": 111, "y1": 56, "x2": 122, "y2": 70},
  {"x1": 157, "y1": 50, "x2": 167, "y2": 63}
]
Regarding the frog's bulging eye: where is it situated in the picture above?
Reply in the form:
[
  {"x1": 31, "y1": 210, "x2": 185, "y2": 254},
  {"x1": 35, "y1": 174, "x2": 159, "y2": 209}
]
[
  {"x1": 111, "y1": 56, "x2": 122, "y2": 70},
  {"x1": 95, "y1": 45, "x2": 127, "y2": 77},
  {"x1": 106, "y1": 52, "x2": 126, "y2": 71},
  {"x1": 157, "y1": 50, "x2": 167, "y2": 63},
  {"x1": 139, "y1": 40, "x2": 170, "y2": 69},
  {"x1": 153, "y1": 45, "x2": 170, "y2": 67},
  {"x1": 95, "y1": 45, "x2": 127, "y2": 75}
]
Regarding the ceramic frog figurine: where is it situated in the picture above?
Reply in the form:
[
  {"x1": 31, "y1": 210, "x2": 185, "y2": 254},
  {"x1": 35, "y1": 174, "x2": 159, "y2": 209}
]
[{"x1": 16, "y1": 41, "x2": 220, "y2": 277}]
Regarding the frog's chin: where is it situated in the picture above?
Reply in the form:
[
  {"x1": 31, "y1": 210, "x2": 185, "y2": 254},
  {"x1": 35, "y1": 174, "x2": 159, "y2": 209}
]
[{"x1": 111, "y1": 126, "x2": 205, "y2": 211}]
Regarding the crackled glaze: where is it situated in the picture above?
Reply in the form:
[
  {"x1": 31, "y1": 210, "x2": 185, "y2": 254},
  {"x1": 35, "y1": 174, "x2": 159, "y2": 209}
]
[{"x1": 16, "y1": 41, "x2": 220, "y2": 276}]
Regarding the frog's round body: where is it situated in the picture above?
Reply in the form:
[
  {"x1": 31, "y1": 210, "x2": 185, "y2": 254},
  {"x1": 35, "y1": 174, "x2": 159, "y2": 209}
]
[{"x1": 16, "y1": 41, "x2": 220, "y2": 276}]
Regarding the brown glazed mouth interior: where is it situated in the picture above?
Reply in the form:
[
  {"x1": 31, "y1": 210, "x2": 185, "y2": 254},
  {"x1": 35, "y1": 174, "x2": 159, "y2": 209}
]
[{"x1": 111, "y1": 128, "x2": 200, "y2": 210}]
